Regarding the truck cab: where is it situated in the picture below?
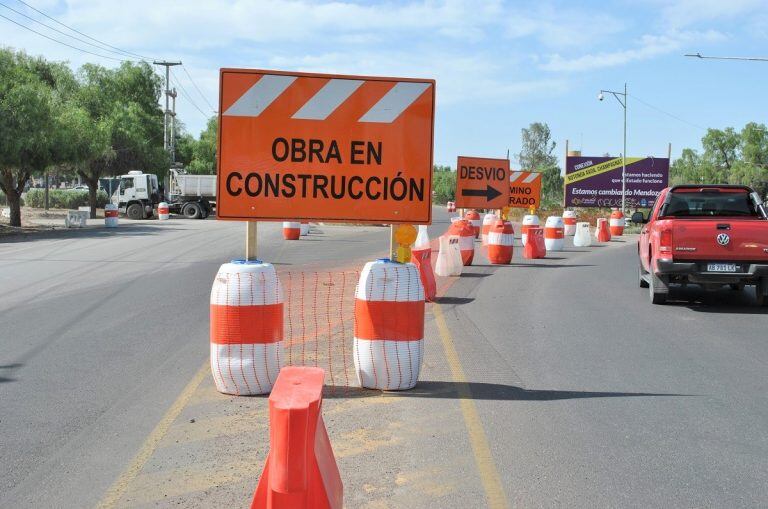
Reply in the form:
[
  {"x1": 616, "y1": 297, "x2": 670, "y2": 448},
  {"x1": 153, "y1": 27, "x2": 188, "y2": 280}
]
[{"x1": 115, "y1": 171, "x2": 160, "y2": 219}]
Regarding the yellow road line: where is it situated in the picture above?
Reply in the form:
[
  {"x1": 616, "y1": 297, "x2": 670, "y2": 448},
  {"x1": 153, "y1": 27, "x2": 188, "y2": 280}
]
[
  {"x1": 432, "y1": 303, "x2": 509, "y2": 509},
  {"x1": 95, "y1": 361, "x2": 210, "y2": 509}
]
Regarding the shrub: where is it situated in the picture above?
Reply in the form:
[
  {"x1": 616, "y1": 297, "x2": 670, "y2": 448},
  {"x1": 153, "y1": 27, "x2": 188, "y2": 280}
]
[{"x1": 24, "y1": 188, "x2": 109, "y2": 209}]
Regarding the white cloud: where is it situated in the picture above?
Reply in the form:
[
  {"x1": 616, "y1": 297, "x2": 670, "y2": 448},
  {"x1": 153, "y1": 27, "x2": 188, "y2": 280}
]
[
  {"x1": 657, "y1": 0, "x2": 765, "y2": 29},
  {"x1": 540, "y1": 29, "x2": 727, "y2": 72}
]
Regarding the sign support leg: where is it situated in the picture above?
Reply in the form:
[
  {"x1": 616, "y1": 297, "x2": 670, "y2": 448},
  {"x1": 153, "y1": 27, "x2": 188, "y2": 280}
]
[
  {"x1": 246, "y1": 221, "x2": 258, "y2": 261},
  {"x1": 389, "y1": 224, "x2": 397, "y2": 261}
]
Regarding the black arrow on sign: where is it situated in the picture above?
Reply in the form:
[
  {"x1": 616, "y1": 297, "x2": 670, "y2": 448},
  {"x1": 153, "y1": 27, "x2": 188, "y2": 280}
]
[{"x1": 462, "y1": 185, "x2": 502, "y2": 201}]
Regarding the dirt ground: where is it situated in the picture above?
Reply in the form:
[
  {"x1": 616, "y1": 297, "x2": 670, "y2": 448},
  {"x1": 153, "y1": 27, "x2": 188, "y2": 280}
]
[{"x1": 0, "y1": 206, "x2": 105, "y2": 237}]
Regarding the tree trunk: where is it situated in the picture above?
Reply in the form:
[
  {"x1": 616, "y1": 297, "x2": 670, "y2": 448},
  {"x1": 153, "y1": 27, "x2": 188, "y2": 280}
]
[
  {"x1": 88, "y1": 185, "x2": 97, "y2": 219},
  {"x1": 45, "y1": 171, "x2": 49, "y2": 211},
  {"x1": 6, "y1": 189, "x2": 22, "y2": 227}
]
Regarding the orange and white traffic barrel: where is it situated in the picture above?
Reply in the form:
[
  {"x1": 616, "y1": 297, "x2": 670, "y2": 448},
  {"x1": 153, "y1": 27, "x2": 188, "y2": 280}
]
[
  {"x1": 487, "y1": 219, "x2": 514, "y2": 264},
  {"x1": 446, "y1": 201, "x2": 456, "y2": 213},
  {"x1": 464, "y1": 210, "x2": 481, "y2": 238},
  {"x1": 105, "y1": 203, "x2": 118, "y2": 228},
  {"x1": 353, "y1": 259, "x2": 424, "y2": 390},
  {"x1": 447, "y1": 219, "x2": 475, "y2": 266},
  {"x1": 596, "y1": 218, "x2": 612, "y2": 242},
  {"x1": 573, "y1": 222, "x2": 592, "y2": 247},
  {"x1": 480, "y1": 212, "x2": 496, "y2": 245},
  {"x1": 521, "y1": 214, "x2": 540, "y2": 246},
  {"x1": 563, "y1": 210, "x2": 577, "y2": 236},
  {"x1": 544, "y1": 216, "x2": 565, "y2": 251},
  {"x1": 523, "y1": 227, "x2": 546, "y2": 259},
  {"x1": 609, "y1": 209, "x2": 625, "y2": 236},
  {"x1": 210, "y1": 259, "x2": 284, "y2": 395},
  {"x1": 300, "y1": 221, "x2": 310, "y2": 236},
  {"x1": 282, "y1": 221, "x2": 300, "y2": 240},
  {"x1": 158, "y1": 202, "x2": 169, "y2": 221}
]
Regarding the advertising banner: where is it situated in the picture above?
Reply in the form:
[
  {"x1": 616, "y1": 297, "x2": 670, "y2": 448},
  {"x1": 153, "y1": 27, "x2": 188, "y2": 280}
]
[{"x1": 564, "y1": 156, "x2": 669, "y2": 208}]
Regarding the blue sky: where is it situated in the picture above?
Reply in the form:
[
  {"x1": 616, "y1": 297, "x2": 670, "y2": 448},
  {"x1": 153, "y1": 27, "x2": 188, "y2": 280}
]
[{"x1": 2, "y1": 0, "x2": 767, "y2": 167}]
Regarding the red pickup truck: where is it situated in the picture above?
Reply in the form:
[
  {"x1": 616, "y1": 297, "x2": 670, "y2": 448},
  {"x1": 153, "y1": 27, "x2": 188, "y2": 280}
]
[{"x1": 635, "y1": 185, "x2": 768, "y2": 305}]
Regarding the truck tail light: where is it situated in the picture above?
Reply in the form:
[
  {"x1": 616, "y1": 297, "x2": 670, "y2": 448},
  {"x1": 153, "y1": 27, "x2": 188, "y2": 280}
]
[{"x1": 659, "y1": 229, "x2": 673, "y2": 257}]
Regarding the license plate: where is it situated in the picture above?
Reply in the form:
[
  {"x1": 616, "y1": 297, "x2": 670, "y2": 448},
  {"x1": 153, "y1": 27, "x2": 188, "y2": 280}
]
[{"x1": 707, "y1": 263, "x2": 737, "y2": 272}]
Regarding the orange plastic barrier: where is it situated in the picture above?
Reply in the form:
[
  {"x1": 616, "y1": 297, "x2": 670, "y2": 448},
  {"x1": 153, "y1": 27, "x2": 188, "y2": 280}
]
[
  {"x1": 609, "y1": 209, "x2": 625, "y2": 236},
  {"x1": 523, "y1": 227, "x2": 546, "y2": 259},
  {"x1": 447, "y1": 219, "x2": 475, "y2": 266},
  {"x1": 464, "y1": 209, "x2": 481, "y2": 238},
  {"x1": 596, "y1": 218, "x2": 612, "y2": 242},
  {"x1": 283, "y1": 221, "x2": 301, "y2": 240},
  {"x1": 251, "y1": 366, "x2": 343, "y2": 509},
  {"x1": 521, "y1": 214, "x2": 540, "y2": 246},
  {"x1": 411, "y1": 226, "x2": 436, "y2": 301},
  {"x1": 487, "y1": 219, "x2": 513, "y2": 264}
]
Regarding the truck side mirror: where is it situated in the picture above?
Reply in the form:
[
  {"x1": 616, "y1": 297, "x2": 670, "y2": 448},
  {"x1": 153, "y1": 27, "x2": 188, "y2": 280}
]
[{"x1": 631, "y1": 211, "x2": 646, "y2": 224}]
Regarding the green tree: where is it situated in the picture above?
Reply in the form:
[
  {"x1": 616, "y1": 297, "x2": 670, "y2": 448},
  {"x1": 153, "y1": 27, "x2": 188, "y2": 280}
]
[
  {"x1": 518, "y1": 122, "x2": 562, "y2": 206},
  {"x1": 432, "y1": 165, "x2": 455, "y2": 203},
  {"x1": 187, "y1": 116, "x2": 218, "y2": 174},
  {"x1": 672, "y1": 123, "x2": 768, "y2": 196},
  {"x1": 75, "y1": 62, "x2": 165, "y2": 214},
  {"x1": 0, "y1": 49, "x2": 70, "y2": 227}
]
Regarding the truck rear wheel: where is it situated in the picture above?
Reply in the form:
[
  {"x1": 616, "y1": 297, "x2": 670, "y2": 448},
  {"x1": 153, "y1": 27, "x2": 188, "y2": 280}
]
[
  {"x1": 649, "y1": 259, "x2": 668, "y2": 304},
  {"x1": 183, "y1": 203, "x2": 201, "y2": 219},
  {"x1": 126, "y1": 203, "x2": 143, "y2": 220}
]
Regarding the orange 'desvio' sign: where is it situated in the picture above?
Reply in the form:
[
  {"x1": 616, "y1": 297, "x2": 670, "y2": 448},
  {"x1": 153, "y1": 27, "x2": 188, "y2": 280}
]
[
  {"x1": 455, "y1": 156, "x2": 510, "y2": 209},
  {"x1": 217, "y1": 69, "x2": 436, "y2": 224}
]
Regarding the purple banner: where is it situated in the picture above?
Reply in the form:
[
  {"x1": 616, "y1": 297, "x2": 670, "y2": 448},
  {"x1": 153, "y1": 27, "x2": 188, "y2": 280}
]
[{"x1": 564, "y1": 156, "x2": 669, "y2": 208}]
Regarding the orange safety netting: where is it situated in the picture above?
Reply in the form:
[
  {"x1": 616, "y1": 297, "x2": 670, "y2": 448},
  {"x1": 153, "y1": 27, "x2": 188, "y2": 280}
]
[{"x1": 278, "y1": 270, "x2": 361, "y2": 390}]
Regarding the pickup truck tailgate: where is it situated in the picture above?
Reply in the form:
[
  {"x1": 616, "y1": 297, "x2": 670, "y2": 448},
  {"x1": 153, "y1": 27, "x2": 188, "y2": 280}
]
[{"x1": 672, "y1": 220, "x2": 768, "y2": 261}]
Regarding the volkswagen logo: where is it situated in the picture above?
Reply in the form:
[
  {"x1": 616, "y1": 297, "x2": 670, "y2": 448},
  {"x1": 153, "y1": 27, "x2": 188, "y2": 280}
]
[{"x1": 716, "y1": 233, "x2": 730, "y2": 246}]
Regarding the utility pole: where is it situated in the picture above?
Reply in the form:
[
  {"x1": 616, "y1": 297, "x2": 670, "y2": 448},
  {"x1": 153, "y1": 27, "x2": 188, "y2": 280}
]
[
  {"x1": 153, "y1": 61, "x2": 182, "y2": 162},
  {"x1": 170, "y1": 87, "x2": 178, "y2": 164}
]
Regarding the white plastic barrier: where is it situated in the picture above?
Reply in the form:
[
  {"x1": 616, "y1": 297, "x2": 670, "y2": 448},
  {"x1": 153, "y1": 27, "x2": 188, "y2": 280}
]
[
  {"x1": 435, "y1": 235, "x2": 463, "y2": 277},
  {"x1": 209, "y1": 260, "x2": 285, "y2": 395},
  {"x1": 353, "y1": 259, "x2": 424, "y2": 390},
  {"x1": 573, "y1": 222, "x2": 592, "y2": 247},
  {"x1": 64, "y1": 210, "x2": 88, "y2": 228},
  {"x1": 300, "y1": 222, "x2": 310, "y2": 236}
]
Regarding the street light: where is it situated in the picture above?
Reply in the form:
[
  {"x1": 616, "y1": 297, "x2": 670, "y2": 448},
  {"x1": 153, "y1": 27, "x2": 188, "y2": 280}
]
[
  {"x1": 685, "y1": 53, "x2": 768, "y2": 62},
  {"x1": 598, "y1": 83, "x2": 628, "y2": 213}
]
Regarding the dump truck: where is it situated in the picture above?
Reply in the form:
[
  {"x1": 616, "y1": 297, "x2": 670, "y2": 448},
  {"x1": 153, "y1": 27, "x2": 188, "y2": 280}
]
[{"x1": 113, "y1": 169, "x2": 215, "y2": 219}]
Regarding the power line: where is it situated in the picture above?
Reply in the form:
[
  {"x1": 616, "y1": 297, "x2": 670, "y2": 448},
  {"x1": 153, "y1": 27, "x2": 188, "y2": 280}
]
[
  {"x1": 13, "y1": 0, "x2": 152, "y2": 61},
  {"x1": 170, "y1": 69, "x2": 210, "y2": 119},
  {"x1": 628, "y1": 93, "x2": 708, "y2": 131},
  {"x1": 0, "y1": 1, "x2": 138, "y2": 60},
  {"x1": 181, "y1": 64, "x2": 216, "y2": 112},
  {"x1": 0, "y1": 12, "x2": 127, "y2": 62}
]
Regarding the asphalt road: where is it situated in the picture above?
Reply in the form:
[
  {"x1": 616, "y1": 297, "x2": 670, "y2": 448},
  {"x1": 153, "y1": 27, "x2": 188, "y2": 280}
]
[{"x1": 1, "y1": 209, "x2": 767, "y2": 508}]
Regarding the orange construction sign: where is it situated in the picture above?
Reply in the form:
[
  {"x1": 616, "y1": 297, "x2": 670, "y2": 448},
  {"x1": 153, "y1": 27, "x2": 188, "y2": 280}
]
[
  {"x1": 508, "y1": 170, "x2": 542, "y2": 209},
  {"x1": 216, "y1": 69, "x2": 435, "y2": 224},
  {"x1": 454, "y1": 156, "x2": 510, "y2": 209}
]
